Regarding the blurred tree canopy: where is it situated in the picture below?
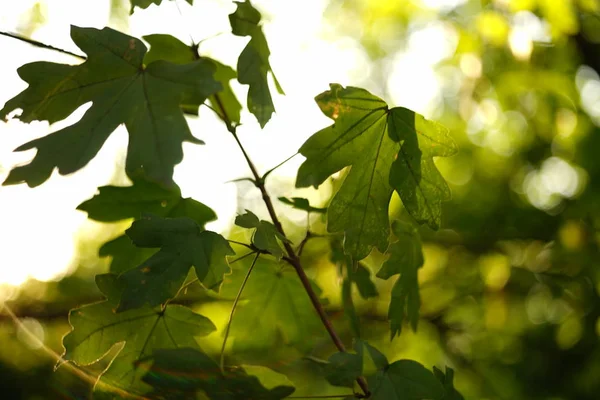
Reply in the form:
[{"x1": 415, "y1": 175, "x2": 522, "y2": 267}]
[{"x1": 1, "y1": 0, "x2": 600, "y2": 399}]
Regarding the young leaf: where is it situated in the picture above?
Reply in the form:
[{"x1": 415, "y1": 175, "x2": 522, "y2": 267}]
[
  {"x1": 116, "y1": 214, "x2": 234, "y2": 311},
  {"x1": 296, "y1": 84, "x2": 456, "y2": 261},
  {"x1": 229, "y1": 0, "x2": 282, "y2": 127},
  {"x1": 220, "y1": 258, "x2": 325, "y2": 350},
  {"x1": 278, "y1": 196, "x2": 327, "y2": 213},
  {"x1": 130, "y1": 0, "x2": 193, "y2": 13},
  {"x1": 235, "y1": 210, "x2": 288, "y2": 259},
  {"x1": 77, "y1": 176, "x2": 216, "y2": 274},
  {"x1": 140, "y1": 347, "x2": 295, "y2": 399},
  {"x1": 377, "y1": 221, "x2": 424, "y2": 339},
  {"x1": 1, "y1": 26, "x2": 221, "y2": 188},
  {"x1": 62, "y1": 274, "x2": 215, "y2": 396},
  {"x1": 368, "y1": 360, "x2": 445, "y2": 400},
  {"x1": 143, "y1": 34, "x2": 242, "y2": 122}
]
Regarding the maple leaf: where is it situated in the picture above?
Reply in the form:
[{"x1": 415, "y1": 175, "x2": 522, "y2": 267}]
[
  {"x1": 140, "y1": 348, "x2": 295, "y2": 399},
  {"x1": 296, "y1": 83, "x2": 456, "y2": 261},
  {"x1": 116, "y1": 214, "x2": 235, "y2": 311},
  {"x1": 143, "y1": 33, "x2": 242, "y2": 122},
  {"x1": 220, "y1": 258, "x2": 325, "y2": 350},
  {"x1": 61, "y1": 273, "x2": 215, "y2": 396},
  {"x1": 0, "y1": 26, "x2": 221, "y2": 187},
  {"x1": 229, "y1": 0, "x2": 284, "y2": 127},
  {"x1": 278, "y1": 196, "x2": 327, "y2": 213},
  {"x1": 377, "y1": 221, "x2": 424, "y2": 339},
  {"x1": 77, "y1": 175, "x2": 216, "y2": 274}
]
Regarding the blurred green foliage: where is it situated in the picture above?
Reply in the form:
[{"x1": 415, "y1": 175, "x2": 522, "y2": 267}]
[{"x1": 2, "y1": 0, "x2": 600, "y2": 399}]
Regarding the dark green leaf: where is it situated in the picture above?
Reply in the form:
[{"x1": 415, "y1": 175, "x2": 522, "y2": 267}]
[
  {"x1": 78, "y1": 176, "x2": 216, "y2": 274},
  {"x1": 229, "y1": 0, "x2": 281, "y2": 127},
  {"x1": 77, "y1": 176, "x2": 215, "y2": 223},
  {"x1": 433, "y1": 367, "x2": 465, "y2": 400},
  {"x1": 143, "y1": 34, "x2": 242, "y2": 122},
  {"x1": 318, "y1": 340, "x2": 387, "y2": 388},
  {"x1": 130, "y1": 0, "x2": 192, "y2": 14},
  {"x1": 117, "y1": 214, "x2": 234, "y2": 311},
  {"x1": 278, "y1": 197, "x2": 327, "y2": 213},
  {"x1": 99, "y1": 235, "x2": 156, "y2": 274},
  {"x1": 235, "y1": 210, "x2": 288, "y2": 259},
  {"x1": 351, "y1": 264, "x2": 379, "y2": 299},
  {"x1": 61, "y1": 274, "x2": 215, "y2": 396},
  {"x1": 220, "y1": 258, "x2": 325, "y2": 350},
  {"x1": 296, "y1": 84, "x2": 456, "y2": 260},
  {"x1": 140, "y1": 347, "x2": 295, "y2": 399},
  {"x1": 368, "y1": 360, "x2": 445, "y2": 400},
  {"x1": 1, "y1": 26, "x2": 220, "y2": 187},
  {"x1": 342, "y1": 278, "x2": 361, "y2": 338},
  {"x1": 377, "y1": 221, "x2": 424, "y2": 339}
]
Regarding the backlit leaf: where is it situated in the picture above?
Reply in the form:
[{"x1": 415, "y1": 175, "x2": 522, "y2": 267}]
[
  {"x1": 220, "y1": 258, "x2": 325, "y2": 350},
  {"x1": 1, "y1": 26, "x2": 221, "y2": 187},
  {"x1": 229, "y1": 0, "x2": 282, "y2": 127},
  {"x1": 377, "y1": 221, "x2": 424, "y2": 339},
  {"x1": 143, "y1": 34, "x2": 242, "y2": 122},
  {"x1": 235, "y1": 210, "x2": 288, "y2": 259},
  {"x1": 296, "y1": 83, "x2": 456, "y2": 260},
  {"x1": 116, "y1": 214, "x2": 234, "y2": 311},
  {"x1": 61, "y1": 274, "x2": 215, "y2": 396}
]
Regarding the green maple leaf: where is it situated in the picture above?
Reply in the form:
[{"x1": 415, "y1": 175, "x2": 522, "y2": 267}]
[
  {"x1": 61, "y1": 273, "x2": 215, "y2": 396},
  {"x1": 143, "y1": 34, "x2": 242, "y2": 122},
  {"x1": 115, "y1": 214, "x2": 234, "y2": 311},
  {"x1": 220, "y1": 258, "x2": 325, "y2": 350},
  {"x1": 77, "y1": 175, "x2": 216, "y2": 273},
  {"x1": 0, "y1": 26, "x2": 221, "y2": 188},
  {"x1": 130, "y1": 0, "x2": 193, "y2": 13},
  {"x1": 229, "y1": 0, "x2": 284, "y2": 127},
  {"x1": 316, "y1": 340, "x2": 453, "y2": 400},
  {"x1": 377, "y1": 221, "x2": 424, "y2": 339},
  {"x1": 278, "y1": 197, "x2": 327, "y2": 213},
  {"x1": 368, "y1": 360, "x2": 445, "y2": 400},
  {"x1": 296, "y1": 84, "x2": 456, "y2": 261},
  {"x1": 235, "y1": 210, "x2": 289, "y2": 260},
  {"x1": 140, "y1": 347, "x2": 295, "y2": 399}
]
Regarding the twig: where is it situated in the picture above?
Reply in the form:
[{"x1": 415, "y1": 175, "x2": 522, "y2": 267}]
[
  {"x1": 220, "y1": 252, "x2": 261, "y2": 372},
  {"x1": 0, "y1": 30, "x2": 85, "y2": 59},
  {"x1": 211, "y1": 94, "x2": 371, "y2": 398}
]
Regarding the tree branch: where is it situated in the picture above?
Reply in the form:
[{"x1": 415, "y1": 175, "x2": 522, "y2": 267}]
[{"x1": 211, "y1": 93, "x2": 370, "y2": 398}]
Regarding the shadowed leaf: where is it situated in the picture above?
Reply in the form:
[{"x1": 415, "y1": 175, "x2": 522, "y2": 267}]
[{"x1": 1, "y1": 26, "x2": 220, "y2": 187}]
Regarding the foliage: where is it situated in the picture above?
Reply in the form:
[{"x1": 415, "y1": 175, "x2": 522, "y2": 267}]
[{"x1": 2, "y1": 0, "x2": 600, "y2": 399}]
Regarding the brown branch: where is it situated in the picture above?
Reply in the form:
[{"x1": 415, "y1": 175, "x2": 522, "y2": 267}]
[{"x1": 212, "y1": 93, "x2": 370, "y2": 398}]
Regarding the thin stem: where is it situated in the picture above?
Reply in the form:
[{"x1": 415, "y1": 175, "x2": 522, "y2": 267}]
[
  {"x1": 227, "y1": 239, "x2": 254, "y2": 250},
  {"x1": 228, "y1": 251, "x2": 257, "y2": 264},
  {"x1": 0, "y1": 30, "x2": 85, "y2": 59},
  {"x1": 287, "y1": 395, "x2": 358, "y2": 399},
  {"x1": 211, "y1": 94, "x2": 370, "y2": 398},
  {"x1": 262, "y1": 152, "x2": 299, "y2": 180},
  {"x1": 220, "y1": 252, "x2": 261, "y2": 372}
]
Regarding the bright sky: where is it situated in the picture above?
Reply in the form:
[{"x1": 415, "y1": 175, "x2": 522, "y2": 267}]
[{"x1": 0, "y1": 0, "x2": 457, "y2": 288}]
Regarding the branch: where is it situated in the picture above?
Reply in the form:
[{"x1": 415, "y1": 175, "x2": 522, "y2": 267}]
[
  {"x1": 211, "y1": 94, "x2": 370, "y2": 398},
  {"x1": 0, "y1": 30, "x2": 85, "y2": 59}
]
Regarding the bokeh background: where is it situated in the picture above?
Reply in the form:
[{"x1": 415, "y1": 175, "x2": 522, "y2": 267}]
[{"x1": 1, "y1": 0, "x2": 600, "y2": 399}]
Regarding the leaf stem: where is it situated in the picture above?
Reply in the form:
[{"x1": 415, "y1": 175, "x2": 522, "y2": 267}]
[
  {"x1": 220, "y1": 252, "x2": 261, "y2": 372},
  {"x1": 211, "y1": 93, "x2": 371, "y2": 398}
]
